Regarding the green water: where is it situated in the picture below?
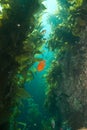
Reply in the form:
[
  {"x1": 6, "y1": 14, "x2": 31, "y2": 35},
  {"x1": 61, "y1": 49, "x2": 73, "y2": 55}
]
[{"x1": 0, "y1": 0, "x2": 87, "y2": 130}]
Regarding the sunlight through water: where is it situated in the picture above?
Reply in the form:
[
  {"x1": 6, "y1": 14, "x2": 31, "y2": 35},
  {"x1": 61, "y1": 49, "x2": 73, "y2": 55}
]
[
  {"x1": 0, "y1": 4, "x2": 3, "y2": 12},
  {"x1": 26, "y1": 0, "x2": 62, "y2": 111},
  {"x1": 41, "y1": 0, "x2": 61, "y2": 39},
  {"x1": 42, "y1": 0, "x2": 59, "y2": 14}
]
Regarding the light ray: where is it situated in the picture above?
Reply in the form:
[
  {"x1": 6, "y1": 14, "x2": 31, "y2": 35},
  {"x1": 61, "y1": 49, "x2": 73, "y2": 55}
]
[{"x1": 42, "y1": 0, "x2": 59, "y2": 14}]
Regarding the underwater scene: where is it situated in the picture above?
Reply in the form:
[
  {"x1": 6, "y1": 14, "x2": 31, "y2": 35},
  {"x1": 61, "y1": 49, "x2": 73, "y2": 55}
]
[{"x1": 0, "y1": 0, "x2": 87, "y2": 130}]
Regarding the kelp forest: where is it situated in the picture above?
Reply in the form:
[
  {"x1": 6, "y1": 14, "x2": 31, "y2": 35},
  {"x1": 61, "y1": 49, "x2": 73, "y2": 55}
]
[{"x1": 0, "y1": 0, "x2": 87, "y2": 130}]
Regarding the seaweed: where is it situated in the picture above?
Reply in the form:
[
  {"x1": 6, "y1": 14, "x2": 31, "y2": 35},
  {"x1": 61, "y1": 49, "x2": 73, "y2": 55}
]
[
  {"x1": 44, "y1": 1, "x2": 87, "y2": 129},
  {"x1": 0, "y1": 0, "x2": 41, "y2": 129}
]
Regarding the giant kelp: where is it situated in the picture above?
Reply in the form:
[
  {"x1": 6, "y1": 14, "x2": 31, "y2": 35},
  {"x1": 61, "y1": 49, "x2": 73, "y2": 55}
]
[
  {"x1": 45, "y1": 0, "x2": 87, "y2": 130},
  {"x1": 15, "y1": 98, "x2": 42, "y2": 130},
  {"x1": 0, "y1": 0, "x2": 42, "y2": 129}
]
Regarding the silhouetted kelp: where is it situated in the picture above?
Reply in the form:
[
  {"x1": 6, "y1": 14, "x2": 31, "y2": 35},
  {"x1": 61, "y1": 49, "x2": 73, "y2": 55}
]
[
  {"x1": 45, "y1": 0, "x2": 87, "y2": 130},
  {"x1": 0, "y1": 0, "x2": 42, "y2": 129}
]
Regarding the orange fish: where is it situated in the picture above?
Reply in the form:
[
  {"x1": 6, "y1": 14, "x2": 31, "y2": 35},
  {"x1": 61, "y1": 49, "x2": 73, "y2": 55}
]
[{"x1": 37, "y1": 60, "x2": 46, "y2": 71}]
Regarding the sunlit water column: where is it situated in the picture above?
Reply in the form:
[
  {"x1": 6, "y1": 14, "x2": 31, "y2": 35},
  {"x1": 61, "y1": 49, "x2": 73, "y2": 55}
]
[
  {"x1": 40, "y1": 0, "x2": 61, "y2": 57},
  {"x1": 41, "y1": 0, "x2": 59, "y2": 38},
  {"x1": 25, "y1": 0, "x2": 60, "y2": 109}
]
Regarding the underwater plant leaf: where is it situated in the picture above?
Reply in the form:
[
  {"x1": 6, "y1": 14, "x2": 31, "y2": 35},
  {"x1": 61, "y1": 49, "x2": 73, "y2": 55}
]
[
  {"x1": 17, "y1": 121, "x2": 26, "y2": 126},
  {"x1": 16, "y1": 87, "x2": 31, "y2": 99},
  {"x1": 34, "y1": 57, "x2": 44, "y2": 62},
  {"x1": 15, "y1": 55, "x2": 29, "y2": 64}
]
